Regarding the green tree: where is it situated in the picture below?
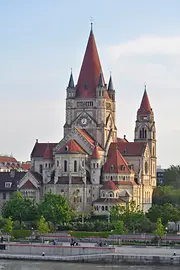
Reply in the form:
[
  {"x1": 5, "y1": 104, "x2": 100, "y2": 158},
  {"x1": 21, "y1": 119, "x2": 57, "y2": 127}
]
[
  {"x1": 3, "y1": 217, "x2": 13, "y2": 242},
  {"x1": 152, "y1": 186, "x2": 180, "y2": 206},
  {"x1": 38, "y1": 216, "x2": 50, "y2": 243},
  {"x1": 114, "y1": 220, "x2": 127, "y2": 234},
  {"x1": 2, "y1": 192, "x2": 38, "y2": 227},
  {"x1": 38, "y1": 193, "x2": 74, "y2": 229},
  {"x1": 147, "y1": 203, "x2": 180, "y2": 225},
  {"x1": 155, "y1": 218, "x2": 166, "y2": 237},
  {"x1": 110, "y1": 201, "x2": 151, "y2": 233},
  {"x1": 163, "y1": 165, "x2": 180, "y2": 189}
]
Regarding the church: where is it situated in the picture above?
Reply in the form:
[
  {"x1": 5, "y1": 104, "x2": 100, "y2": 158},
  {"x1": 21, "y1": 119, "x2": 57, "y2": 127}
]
[{"x1": 18, "y1": 25, "x2": 157, "y2": 215}]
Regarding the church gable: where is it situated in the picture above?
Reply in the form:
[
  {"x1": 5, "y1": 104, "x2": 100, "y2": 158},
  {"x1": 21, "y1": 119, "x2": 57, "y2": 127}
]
[
  {"x1": 18, "y1": 171, "x2": 42, "y2": 190},
  {"x1": 72, "y1": 111, "x2": 98, "y2": 129}
]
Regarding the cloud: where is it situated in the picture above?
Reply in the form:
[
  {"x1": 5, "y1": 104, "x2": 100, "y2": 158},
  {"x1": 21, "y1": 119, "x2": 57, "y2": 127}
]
[{"x1": 103, "y1": 35, "x2": 180, "y2": 167}]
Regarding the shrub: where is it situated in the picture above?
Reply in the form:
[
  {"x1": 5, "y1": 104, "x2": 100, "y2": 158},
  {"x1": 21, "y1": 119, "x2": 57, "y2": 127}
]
[
  {"x1": 68, "y1": 231, "x2": 110, "y2": 238},
  {"x1": 12, "y1": 230, "x2": 31, "y2": 239}
]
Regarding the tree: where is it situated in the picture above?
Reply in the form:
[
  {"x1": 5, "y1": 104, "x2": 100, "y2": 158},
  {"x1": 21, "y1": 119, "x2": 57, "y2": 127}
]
[
  {"x1": 110, "y1": 201, "x2": 151, "y2": 233},
  {"x1": 147, "y1": 203, "x2": 180, "y2": 225},
  {"x1": 152, "y1": 186, "x2": 180, "y2": 207},
  {"x1": 155, "y1": 218, "x2": 166, "y2": 238},
  {"x1": 2, "y1": 192, "x2": 38, "y2": 227},
  {"x1": 114, "y1": 220, "x2": 127, "y2": 234},
  {"x1": 163, "y1": 165, "x2": 180, "y2": 189},
  {"x1": 3, "y1": 217, "x2": 13, "y2": 242},
  {"x1": 38, "y1": 193, "x2": 74, "y2": 228},
  {"x1": 38, "y1": 216, "x2": 50, "y2": 243}
]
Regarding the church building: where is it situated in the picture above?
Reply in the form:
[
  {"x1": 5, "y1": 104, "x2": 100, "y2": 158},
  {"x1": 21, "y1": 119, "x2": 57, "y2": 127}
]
[{"x1": 18, "y1": 25, "x2": 157, "y2": 215}]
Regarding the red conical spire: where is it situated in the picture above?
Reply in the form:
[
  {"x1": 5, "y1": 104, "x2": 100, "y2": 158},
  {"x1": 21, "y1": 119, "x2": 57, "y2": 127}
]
[
  {"x1": 90, "y1": 144, "x2": 100, "y2": 159},
  {"x1": 76, "y1": 25, "x2": 103, "y2": 98},
  {"x1": 138, "y1": 85, "x2": 152, "y2": 115}
]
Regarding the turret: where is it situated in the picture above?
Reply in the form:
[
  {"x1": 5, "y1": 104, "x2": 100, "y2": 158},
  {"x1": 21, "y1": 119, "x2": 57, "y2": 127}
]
[
  {"x1": 107, "y1": 74, "x2": 115, "y2": 101},
  {"x1": 90, "y1": 144, "x2": 101, "y2": 185},
  {"x1": 66, "y1": 70, "x2": 76, "y2": 99}
]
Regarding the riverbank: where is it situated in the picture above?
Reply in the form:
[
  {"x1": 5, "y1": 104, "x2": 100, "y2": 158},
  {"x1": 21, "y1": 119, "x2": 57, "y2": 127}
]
[{"x1": 0, "y1": 253, "x2": 180, "y2": 265}]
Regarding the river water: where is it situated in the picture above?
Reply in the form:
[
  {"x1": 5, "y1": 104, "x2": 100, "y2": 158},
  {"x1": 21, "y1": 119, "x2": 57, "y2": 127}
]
[{"x1": 0, "y1": 261, "x2": 179, "y2": 270}]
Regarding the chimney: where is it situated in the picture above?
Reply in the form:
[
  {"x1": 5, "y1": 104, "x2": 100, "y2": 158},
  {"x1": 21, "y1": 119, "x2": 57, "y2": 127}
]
[
  {"x1": 10, "y1": 170, "x2": 15, "y2": 178},
  {"x1": 124, "y1": 135, "x2": 126, "y2": 139},
  {"x1": 36, "y1": 139, "x2": 38, "y2": 143}
]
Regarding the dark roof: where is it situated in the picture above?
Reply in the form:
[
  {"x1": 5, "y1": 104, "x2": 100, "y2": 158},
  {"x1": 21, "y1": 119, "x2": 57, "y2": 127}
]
[
  {"x1": 0, "y1": 171, "x2": 26, "y2": 191},
  {"x1": 56, "y1": 177, "x2": 84, "y2": 184},
  {"x1": 31, "y1": 142, "x2": 57, "y2": 158},
  {"x1": 30, "y1": 171, "x2": 43, "y2": 184}
]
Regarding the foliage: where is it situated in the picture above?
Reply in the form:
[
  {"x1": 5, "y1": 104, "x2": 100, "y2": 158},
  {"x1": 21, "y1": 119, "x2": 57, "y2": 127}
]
[
  {"x1": 38, "y1": 216, "x2": 50, "y2": 235},
  {"x1": 153, "y1": 186, "x2": 180, "y2": 206},
  {"x1": 38, "y1": 193, "x2": 74, "y2": 227},
  {"x1": 114, "y1": 220, "x2": 128, "y2": 234},
  {"x1": 110, "y1": 201, "x2": 151, "y2": 233},
  {"x1": 155, "y1": 218, "x2": 166, "y2": 237},
  {"x1": 147, "y1": 203, "x2": 180, "y2": 225},
  {"x1": 163, "y1": 165, "x2": 180, "y2": 189},
  {"x1": 0, "y1": 216, "x2": 5, "y2": 229},
  {"x1": 13, "y1": 221, "x2": 26, "y2": 230},
  {"x1": 12, "y1": 230, "x2": 31, "y2": 239},
  {"x1": 3, "y1": 217, "x2": 13, "y2": 234},
  {"x1": 2, "y1": 192, "x2": 38, "y2": 226}
]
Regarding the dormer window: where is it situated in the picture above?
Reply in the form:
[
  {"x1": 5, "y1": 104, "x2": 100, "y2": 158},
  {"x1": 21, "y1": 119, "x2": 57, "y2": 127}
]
[
  {"x1": 110, "y1": 165, "x2": 114, "y2": 171},
  {"x1": 84, "y1": 82, "x2": 88, "y2": 90},
  {"x1": 121, "y1": 165, "x2": 125, "y2": 171},
  {"x1": 5, "y1": 182, "x2": 12, "y2": 188},
  {"x1": 65, "y1": 145, "x2": 68, "y2": 152}
]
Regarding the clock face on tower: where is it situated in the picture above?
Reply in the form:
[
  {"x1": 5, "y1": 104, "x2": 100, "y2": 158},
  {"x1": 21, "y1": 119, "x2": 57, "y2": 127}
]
[{"x1": 81, "y1": 117, "x2": 88, "y2": 126}]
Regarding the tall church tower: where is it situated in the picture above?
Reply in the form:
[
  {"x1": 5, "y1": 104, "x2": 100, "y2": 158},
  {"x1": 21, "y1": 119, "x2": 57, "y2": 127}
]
[
  {"x1": 64, "y1": 25, "x2": 117, "y2": 148},
  {"x1": 134, "y1": 85, "x2": 156, "y2": 187}
]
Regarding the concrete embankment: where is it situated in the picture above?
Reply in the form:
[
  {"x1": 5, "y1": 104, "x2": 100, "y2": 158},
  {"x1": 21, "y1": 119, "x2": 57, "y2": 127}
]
[{"x1": 0, "y1": 253, "x2": 180, "y2": 265}]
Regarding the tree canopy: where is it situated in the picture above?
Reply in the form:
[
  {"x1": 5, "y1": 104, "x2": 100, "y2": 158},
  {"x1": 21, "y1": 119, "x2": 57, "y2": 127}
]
[
  {"x1": 38, "y1": 193, "x2": 74, "y2": 226},
  {"x1": 163, "y1": 165, "x2": 180, "y2": 189}
]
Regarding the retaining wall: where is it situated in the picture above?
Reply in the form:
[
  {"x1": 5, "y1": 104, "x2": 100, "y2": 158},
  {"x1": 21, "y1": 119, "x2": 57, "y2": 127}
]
[{"x1": 4, "y1": 244, "x2": 115, "y2": 256}]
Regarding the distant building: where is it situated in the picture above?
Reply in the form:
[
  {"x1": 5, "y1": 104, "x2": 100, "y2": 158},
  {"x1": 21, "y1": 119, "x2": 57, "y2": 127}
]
[
  {"x1": 0, "y1": 156, "x2": 30, "y2": 172},
  {"x1": 0, "y1": 171, "x2": 26, "y2": 210},
  {"x1": 156, "y1": 166, "x2": 165, "y2": 185}
]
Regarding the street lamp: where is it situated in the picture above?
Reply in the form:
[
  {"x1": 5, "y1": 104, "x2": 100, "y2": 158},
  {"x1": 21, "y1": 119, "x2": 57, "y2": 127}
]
[{"x1": 31, "y1": 227, "x2": 34, "y2": 244}]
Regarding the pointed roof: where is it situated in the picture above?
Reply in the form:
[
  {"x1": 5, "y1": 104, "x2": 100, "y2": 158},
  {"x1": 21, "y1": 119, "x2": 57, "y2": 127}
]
[
  {"x1": 138, "y1": 86, "x2": 152, "y2": 115},
  {"x1": 104, "y1": 143, "x2": 132, "y2": 173},
  {"x1": 98, "y1": 72, "x2": 104, "y2": 87},
  {"x1": 68, "y1": 71, "x2": 74, "y2": 88},
  {"x1": 90, "y1": 144, "x2": 101, "y2": 159},
  {"x1": 101, "y1": 180, "x2": 118, "y2": 190},
  {"x1": 76, "y1": 27, "x2": 103, "y2": 98},
  {"x1": 56, "y1": 139, "x2": 86, "y2": 154},
  {"x1": 108, "y1": 74, "x2": 114, "y2": 91},
  {"x1": 43, "y1": 143, "x2": 52, "y2": 160}
]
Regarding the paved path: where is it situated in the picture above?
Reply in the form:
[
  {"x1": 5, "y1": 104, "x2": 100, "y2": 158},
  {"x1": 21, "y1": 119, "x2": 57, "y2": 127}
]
[{"x1": 115, "y1": 246, "x2": 180, "y2": 256}]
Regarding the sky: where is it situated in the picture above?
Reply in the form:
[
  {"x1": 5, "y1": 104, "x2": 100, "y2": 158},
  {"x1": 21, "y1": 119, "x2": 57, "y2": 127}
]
[{"x1": 0, "y1": 0, "x2": 180, "y2": 168}]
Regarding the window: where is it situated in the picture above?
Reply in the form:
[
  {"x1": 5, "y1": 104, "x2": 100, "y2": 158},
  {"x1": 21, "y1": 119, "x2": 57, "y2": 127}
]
[
  {"x1": 64, "y1": 160, "x2": 67, "y2": 172},
  {"x1": 39, "y1": 164, "x2": 43, "y2": 174},
  {"x1": 82, "y1": 160, "x2": 84, "y2": 167},
  {"x1": 61, "y1": 189, "x2": 64, "y2": 193},
  {"x1": 110, "y1": 165, "x2": 114, "y2": 171},
  {"x1": 93, "y1": 163, "x2": 95, "y2": 168},
  {"x1": 145, "y1": 161, "x2": 148, "y2": 174},
  {"x1": 45, "y1": 163, "x2": 47, "y2": 168},
  {"x1": 105, "y1": 206, "x2": 108, "y2": 211},
  {"x1": 49, "y1": 163, "x2": 51, "y2": 168},
  {"x1": 57, "y1": 160, "x2": 59, "y2": 167},
  {"x1": 102, "y1": 206, "x2": 104, "y2": 211},
  {"x1": 5, "y1": 182, "x2": 12, "y2": 188},
  {"x1": 74, "y1": 160, "x2": 77, "y2": 172},
  {"x1": 110, "y1": 193, "x2": 113, "y2": 198},
  {"x1": 3, "y1": 193, "x2": 6, "y2": 200}
]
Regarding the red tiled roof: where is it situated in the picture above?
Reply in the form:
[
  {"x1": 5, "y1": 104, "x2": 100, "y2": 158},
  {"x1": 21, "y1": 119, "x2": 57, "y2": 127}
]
[
  {"x1": 76, "y1": 128, "x2": 103, "y2": 150},
  {"x1": 31, "y1": 142, "x2": 57, "y2": 158},
  {"x1": 90, "y1": 145, "x2": 100, "y2": 159},
  {"x1": 104, "y1": 143, "x2": 131, "y2": 173},
  {"x1": 101, "y1": 180, "x2": 118, "y2": 190},
  {"x1": 56, "y1": 139, "x2": 86, "y2": 154},
  {"x1": 117, "y1": 137, "x2": 128, "y2": 143},
  {"x1": 138, "y1": 89, "x2": 152, "y2": 115},
  {"x1": 76, "y1": 29, "x2": 103, "y2": 99},
  {"x1": 0, "y1": 156, "x2": 17, "y2": 163},
  {"x1": 21, "y1": 163, "x2": 31, "y2": 171},
  {"x1": 43, "y1": 144, "x2": 53, "y2": 159},
  {"x1": 21, "y1": 180, "x2": 36, "y2": 189},
  {"x1": 117, "y1": 141, "x2": 147, "y2": 156}
]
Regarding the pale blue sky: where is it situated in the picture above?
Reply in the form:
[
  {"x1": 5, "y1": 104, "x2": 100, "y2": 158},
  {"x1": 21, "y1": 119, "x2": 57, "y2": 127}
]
[{"x1": 1, "y1": 0, "x2": 180, "y2": 167}]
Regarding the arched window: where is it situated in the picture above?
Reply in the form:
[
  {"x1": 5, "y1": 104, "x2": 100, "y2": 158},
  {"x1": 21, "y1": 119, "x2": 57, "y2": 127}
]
[
  {"x1": 39, "y1": 164, "x2": 43, "y2": 174},
  {"x1": 110, "y1": 192, "x2": 114, "y2": 198},
  {"x1": 144, "y1": 129, "x2": 147, "y2": 138},
  {"x1": 64, "y1": 160, "x2": 67, "y2": 172},
  {"x1": 57, "y1": 160, "x2": 59, "y2": 167},
  {"x1": 153, "y1": 147, "x2": 155, "y2": 156},
  {"x1": 102, "y1": 206, "x2": 104, "y2": 211},
  {"x1": 74, "y1": 160, "x2": 77, "y2": 172},
  {"x1": 105, "y1": 206, "x2": 108, "y2": 211}
]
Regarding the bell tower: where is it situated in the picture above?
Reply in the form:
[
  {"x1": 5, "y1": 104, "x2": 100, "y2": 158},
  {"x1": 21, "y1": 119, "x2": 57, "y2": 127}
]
[
  {"x1": 134, "y1": 85, "x2": 156, "y2": 187},
  {"x1": 63, "y1": 24, "x2": 117, "y2": 147}
]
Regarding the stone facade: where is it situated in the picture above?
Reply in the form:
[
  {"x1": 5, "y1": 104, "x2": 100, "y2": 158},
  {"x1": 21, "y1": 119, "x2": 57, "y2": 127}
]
[{"x1": 18, "y1": 26, "x2": 157, "y2": 215}]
